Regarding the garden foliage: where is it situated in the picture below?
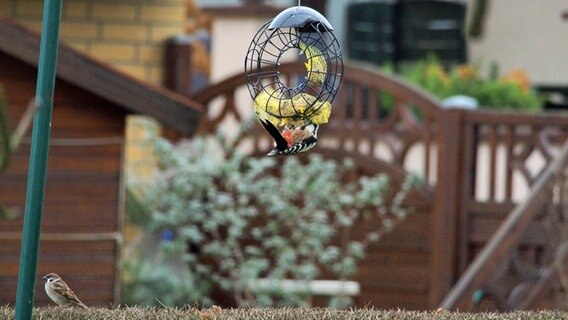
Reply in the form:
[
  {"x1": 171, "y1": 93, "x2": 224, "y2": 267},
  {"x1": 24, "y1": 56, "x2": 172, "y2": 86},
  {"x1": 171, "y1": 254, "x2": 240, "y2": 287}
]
[
  {"x1": 384, "y1": 57, "x2": 541, "y2": 110},
  {"x1": 124, "y1": 123, "x2": 418, "y2": 308}
]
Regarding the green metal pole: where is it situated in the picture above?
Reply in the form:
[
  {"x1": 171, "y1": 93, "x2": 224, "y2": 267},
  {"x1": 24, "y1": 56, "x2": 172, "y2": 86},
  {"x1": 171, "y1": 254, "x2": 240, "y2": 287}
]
[{"x1": 14, "y1": 1, "x2": 62, "y2": 319}]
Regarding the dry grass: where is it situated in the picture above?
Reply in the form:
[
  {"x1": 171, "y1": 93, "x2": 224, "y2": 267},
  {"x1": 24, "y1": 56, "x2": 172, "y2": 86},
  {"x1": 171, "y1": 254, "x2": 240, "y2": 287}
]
[{"x1": 0, "y1": 306, "x2": 567, "y2": 320}]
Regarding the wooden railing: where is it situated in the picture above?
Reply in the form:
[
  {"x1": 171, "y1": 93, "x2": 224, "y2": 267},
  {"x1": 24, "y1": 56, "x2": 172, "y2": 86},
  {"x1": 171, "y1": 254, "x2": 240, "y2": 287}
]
[
  {"x1": 457, "y1": 111, "x2": 568, "y2": 276},
  {"x1": 188, "y1": 60, "x2": 568, "y2": 309},
  {"x1": 462, "y1": 110, "x2": 568, "y2": 204},
  {"x1": 440, "y1": 140, "x2": 568, "y2": 310},
  {"x1": 429, "y1": 109, "x2": 568, "y2": 306},
  {"x1": 192, "y1": 61, "x2": 443, "y2": 185}
]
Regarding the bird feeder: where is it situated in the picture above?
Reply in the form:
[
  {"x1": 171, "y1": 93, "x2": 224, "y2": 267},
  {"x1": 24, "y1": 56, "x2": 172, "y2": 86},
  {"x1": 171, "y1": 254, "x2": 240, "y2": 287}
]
[{"x1": 245, "y1": 4, "x2": 343, "y2": 129}]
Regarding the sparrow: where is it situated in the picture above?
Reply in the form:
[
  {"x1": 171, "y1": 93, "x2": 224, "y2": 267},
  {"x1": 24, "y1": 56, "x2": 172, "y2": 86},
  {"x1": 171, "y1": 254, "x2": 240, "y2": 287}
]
[{"x1": 43, "y1": 273, "x2": 87, "y2": 308}]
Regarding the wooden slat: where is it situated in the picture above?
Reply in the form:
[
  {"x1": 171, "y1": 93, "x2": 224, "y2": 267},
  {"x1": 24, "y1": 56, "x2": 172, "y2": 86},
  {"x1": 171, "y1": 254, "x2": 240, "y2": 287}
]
[
  {"x1": 429, "y1": 109, "x2": 465, "y2": 306},
  {"x1": 467, "y1": 201, "x2": 516, "y2": 214},
  {"x1": 423, "y1": 118, "x2": 432, "y2": 182},
  {"x1": 0, "y1": 201, "x2": 119, "y2": 232},
  {"x1": 0, "y1": 178, "x2": 119, "y2": 201},
  {"x1": 468, "y1": 215, "x2": 548, "y2": 246},
  {"x1": 364, "y1": 249, "x2": 429, "y2": 264},
  {"x1": 357, "y1": 264, "x2": 430, "y2": 292},
  {"x1": 352, "y1": 84, "x2": 363, "y2": 146},
  {"x1": 9, "y1": 154, "x2": 121, "y2": 173},
  {"x1": 336, "y1": 82, "x2": 348, "y2": 150},
  {"x1": 487, "y1": 124, "x2": 498, "y2": 201},
  {"x1": 0, "y1": 243, "x2": 117, "y2": 259},
  {"x1": 465, "y1": 109, "x2": 568, "y2": 126},
  {"x1": 504, "y1": 125, "x2": 514, "y2": 201},
  {"x1": 358, "y1": 214, "x2": 431, "y2": 251},
  {"x1": 2, "y1": 170, "x2": 120, "y2": 181},
  {"x1": 367, "y1": 88, "x2": 378, "y2": 156}
]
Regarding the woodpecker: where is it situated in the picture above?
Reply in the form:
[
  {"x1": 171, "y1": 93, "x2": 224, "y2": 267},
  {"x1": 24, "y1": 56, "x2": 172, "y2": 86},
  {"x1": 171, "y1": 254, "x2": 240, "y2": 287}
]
[{"x1": 259, "y1": 119, "x2": 319, "y2": 156}]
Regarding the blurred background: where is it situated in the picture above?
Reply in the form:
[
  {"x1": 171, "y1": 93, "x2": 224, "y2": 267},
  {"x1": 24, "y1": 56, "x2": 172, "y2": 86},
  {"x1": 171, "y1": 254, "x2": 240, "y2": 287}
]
[{"x1": 0, "y1": 0, "x2": 567, "y2": 312}]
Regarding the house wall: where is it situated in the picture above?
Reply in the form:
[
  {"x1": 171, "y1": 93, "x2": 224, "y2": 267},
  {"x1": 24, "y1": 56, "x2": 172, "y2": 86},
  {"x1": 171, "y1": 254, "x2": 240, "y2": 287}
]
[
  {"x1": 200, "y1": 6, "x2": 287, "y2": 138},
  {"x1": 0, "y1": 51, "x2": 125, "y2": 306},
  {"x1": 0, "y1": 0, "x2": 187, "y2": 85},
  {"x1": 466, "y1": 0, "x2": 568, "y2": 85},
  {"x1": 201, "y1": 7, "x2": 276, "y2": 82}
]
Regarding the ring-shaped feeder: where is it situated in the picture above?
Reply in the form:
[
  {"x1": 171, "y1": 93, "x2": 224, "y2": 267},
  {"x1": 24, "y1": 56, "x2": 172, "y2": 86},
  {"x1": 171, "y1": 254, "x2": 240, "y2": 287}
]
[{"x1": 245, "y1": 5, "x2": 343, "y2": 129}]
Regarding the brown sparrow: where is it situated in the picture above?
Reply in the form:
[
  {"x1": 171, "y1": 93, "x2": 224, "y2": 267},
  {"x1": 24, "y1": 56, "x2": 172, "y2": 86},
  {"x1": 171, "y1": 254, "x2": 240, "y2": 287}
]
[{"x1": 43, "y1": 273, "x2": 87, "y2": 308}]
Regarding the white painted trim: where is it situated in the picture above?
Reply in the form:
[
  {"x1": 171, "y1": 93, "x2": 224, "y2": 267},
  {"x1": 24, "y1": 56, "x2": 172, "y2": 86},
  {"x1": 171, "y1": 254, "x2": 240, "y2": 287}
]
[{"x1": 248, "y1": 279, "x2": 360, "y2": 296}]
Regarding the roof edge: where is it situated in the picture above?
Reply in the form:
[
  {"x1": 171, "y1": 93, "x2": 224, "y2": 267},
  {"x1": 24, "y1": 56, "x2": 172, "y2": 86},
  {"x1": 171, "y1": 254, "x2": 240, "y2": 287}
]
[{"x1": 0, "y1": 16, "x2": 203, "y2": 136}]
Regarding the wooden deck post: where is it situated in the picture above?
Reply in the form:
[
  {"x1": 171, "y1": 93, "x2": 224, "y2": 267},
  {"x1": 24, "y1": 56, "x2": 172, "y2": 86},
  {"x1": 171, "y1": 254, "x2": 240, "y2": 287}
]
[{"x1": 429, "y1": 108, "x2": 467, "y2": 307}]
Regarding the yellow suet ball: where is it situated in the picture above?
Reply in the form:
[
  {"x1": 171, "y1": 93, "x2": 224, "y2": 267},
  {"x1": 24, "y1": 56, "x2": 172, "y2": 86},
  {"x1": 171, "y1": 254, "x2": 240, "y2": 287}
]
[{"x1": 299, "y1": 42, "x2": 327, "y2": 86}]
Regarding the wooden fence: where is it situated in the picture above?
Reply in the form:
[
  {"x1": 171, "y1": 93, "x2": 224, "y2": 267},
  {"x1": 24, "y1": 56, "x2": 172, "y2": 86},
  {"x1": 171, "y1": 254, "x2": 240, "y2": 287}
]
[
  {"x1": 190, "y1": 61, "x2": 568, "y2": 309},
  {"x1": 436, "y1": 110, "x2": 568, "y2": 310},
  {"x1": 440, "y1": 140, "x2": 568, "y2": 310}
]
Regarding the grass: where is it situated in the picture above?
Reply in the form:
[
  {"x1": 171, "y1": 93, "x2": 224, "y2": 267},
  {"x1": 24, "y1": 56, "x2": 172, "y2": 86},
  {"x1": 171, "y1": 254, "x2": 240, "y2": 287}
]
[{"x1": 1, "y1": 306, "x2": 567, "y2": 320}]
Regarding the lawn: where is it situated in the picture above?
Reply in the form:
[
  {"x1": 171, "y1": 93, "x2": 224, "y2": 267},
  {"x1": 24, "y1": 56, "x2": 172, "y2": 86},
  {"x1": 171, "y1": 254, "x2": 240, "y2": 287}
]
[{"x1": 0, "y1": 306, "x2": 566, "y2": 320}]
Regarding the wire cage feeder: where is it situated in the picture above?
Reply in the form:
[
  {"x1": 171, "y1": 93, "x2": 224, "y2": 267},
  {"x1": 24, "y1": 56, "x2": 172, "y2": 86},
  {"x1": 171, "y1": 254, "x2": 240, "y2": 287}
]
[{"x1": 245, "y1": 5, "x2": 343, "y2": 129}]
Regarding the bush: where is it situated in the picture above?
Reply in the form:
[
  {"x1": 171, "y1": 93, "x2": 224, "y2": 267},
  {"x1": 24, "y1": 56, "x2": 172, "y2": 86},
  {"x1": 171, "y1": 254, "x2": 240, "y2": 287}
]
[
  {"x1": 385, "y1": 57, "x2": 542, "y2": 110},
  {"x1": 123, "y1": 123, "x2": 419, "y2": 308}
]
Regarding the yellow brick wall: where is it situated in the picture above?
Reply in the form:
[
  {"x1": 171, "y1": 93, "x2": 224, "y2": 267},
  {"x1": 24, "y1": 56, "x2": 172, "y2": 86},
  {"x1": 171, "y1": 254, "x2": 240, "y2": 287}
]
[
  {"x1": 0, "y1": 0, "x2": 186, "y2": 85},
  {"x1": 124, "y1": 117, "x2": 161, "y2": 181},
  {"x1": 123, "y1": 116, "x2": 160, "y2": 247}
]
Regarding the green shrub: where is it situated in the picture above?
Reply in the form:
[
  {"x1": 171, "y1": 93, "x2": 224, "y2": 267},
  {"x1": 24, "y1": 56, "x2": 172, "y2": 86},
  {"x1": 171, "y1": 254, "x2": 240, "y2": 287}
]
[
  {"x1": 123, "y1": 123, "x2": 419, "y2": 308},
  {"x1": 391, "y1": 57, "x2": 541, "y2": 111}
]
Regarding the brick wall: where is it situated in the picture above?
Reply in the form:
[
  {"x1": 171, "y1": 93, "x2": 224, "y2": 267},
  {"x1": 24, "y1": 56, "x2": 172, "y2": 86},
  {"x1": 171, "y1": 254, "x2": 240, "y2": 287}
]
[{"x1": 0, "y1": 0, "x2": 186, "y2": 85}]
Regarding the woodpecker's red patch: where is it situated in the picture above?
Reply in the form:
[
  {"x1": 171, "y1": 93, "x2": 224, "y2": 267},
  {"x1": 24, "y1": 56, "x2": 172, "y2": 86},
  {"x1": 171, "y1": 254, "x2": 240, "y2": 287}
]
[{"x1": 281, "y1": 129, "x2": 294, "y2": 147}]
